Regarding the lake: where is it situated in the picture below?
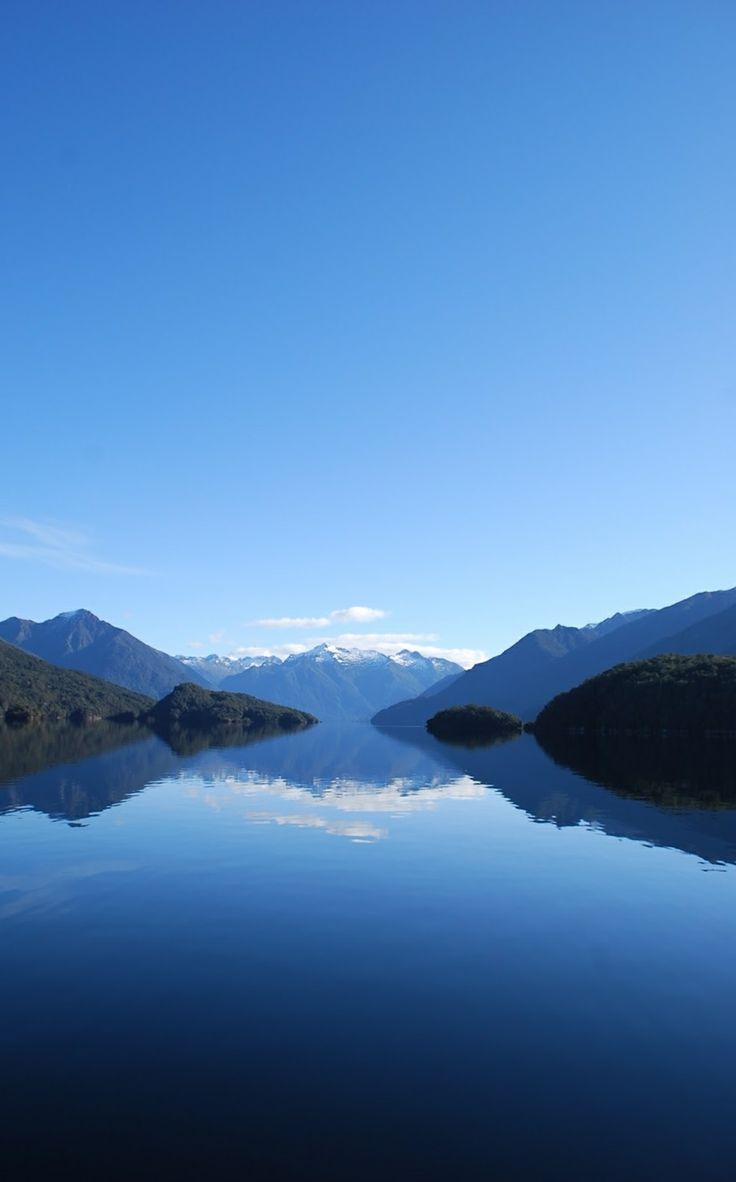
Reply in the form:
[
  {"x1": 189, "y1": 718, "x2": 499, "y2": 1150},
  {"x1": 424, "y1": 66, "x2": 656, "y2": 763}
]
[{"x1": 2, "y1": 722, "x2": 736, "y2": 1180}]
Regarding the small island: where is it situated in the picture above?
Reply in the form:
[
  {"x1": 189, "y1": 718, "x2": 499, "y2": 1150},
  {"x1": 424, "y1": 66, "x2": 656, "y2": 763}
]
[
  {"x1": 534, "y1": 653, "x2": 736, "y2": 738},
  {"x1": 144, "y1": 682, "x2": 317, "y2": 733},
  {"x1": 0, "y1": 642, "x2": 319, "y2": 746},
  {"x1": 426, "y1": 704, "x2": 523, "y2": 744}
]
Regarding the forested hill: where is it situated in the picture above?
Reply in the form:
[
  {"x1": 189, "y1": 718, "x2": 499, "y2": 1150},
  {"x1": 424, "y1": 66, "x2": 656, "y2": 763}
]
[
  {"x1": 146, "y1": 682, "x2": 317, "y2": 732},
  {"x1": 0, "y1": 640, "x2": 153, "y2": 724},
  {"x1": 533, "y1": 654, "x2": 736, "y2": 737}
]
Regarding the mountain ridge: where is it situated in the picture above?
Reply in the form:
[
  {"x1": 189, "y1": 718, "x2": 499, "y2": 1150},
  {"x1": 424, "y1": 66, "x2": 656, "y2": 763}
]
[
  {"x1": 219, "y1": 644, "x2": 462, "y2": 721},
  {"x1": 372, "y1": 588, "x2": 736, "y2": 727},
  {"x1": 0, "y1": 609, "x2": 208, "y2": 698}
]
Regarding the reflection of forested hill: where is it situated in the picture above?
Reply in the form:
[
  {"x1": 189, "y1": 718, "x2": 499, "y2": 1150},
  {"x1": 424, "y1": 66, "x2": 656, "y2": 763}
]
[
  {"x1": 0, "y1": 727, "x2": 178, "y2": 822},
  {"x1": 0, "y1": 722, "x2": 151, "y2": 788},
  {"x1": 0, "y1": 722, "x2": 469, "y2": 823},
  {"x1": 386, "y1": 729, "x2": 736, "y2": 866},
  {"x1": 537, "y1": 732, "x2": 736, "y2": 810}
]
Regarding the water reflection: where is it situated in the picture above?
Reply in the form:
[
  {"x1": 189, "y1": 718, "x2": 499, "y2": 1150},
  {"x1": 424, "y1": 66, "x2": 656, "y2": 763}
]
[
  {"x1": 177, "y1": 724, "x2": 488, "y2": 840},
  {"x1": 536, "y1": 731, "x2": 736, "y2": 810},
  {"x1": 384, "y1": 728, "x2": 736, "y2": 866},
  {"x1": 3, "y1": 719, "x2": 736, "y2": 863},
  {"x1": 0, "y1": 722, "x2": 485, "y2": 834},
  {"x1": 0, "y1": 723, "x2": 175, "y2": 823}
]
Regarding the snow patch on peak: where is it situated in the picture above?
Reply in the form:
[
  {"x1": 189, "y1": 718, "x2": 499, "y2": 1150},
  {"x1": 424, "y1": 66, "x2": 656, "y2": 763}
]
[{"x1": 287, "y1": 644, "x2": 388, "y2": 666}]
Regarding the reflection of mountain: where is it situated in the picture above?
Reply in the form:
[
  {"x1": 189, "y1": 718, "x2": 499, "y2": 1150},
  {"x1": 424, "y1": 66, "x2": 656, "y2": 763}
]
[
  {"x1": 0, "y1": 726, "x2": 178, "y2": 822},
  {"x1": 174, "y1": 723, "x2": 488, "y2": 836},
  {"x1": 385, "y1": 729, "x2": 736, "y2": 866},
  {"x1": 180, "y1": 722, "x2": 469, "y2": 802},
  {"x1": 7, "y1": 719, "x2": 736, "y2": 864},
  {"x1": 0, "y1": 722, "x2": 476, "y2": 825}
]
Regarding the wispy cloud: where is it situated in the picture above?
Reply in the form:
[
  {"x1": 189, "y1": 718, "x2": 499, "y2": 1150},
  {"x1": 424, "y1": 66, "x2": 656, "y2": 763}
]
[
  {"x1": 0, "y1": 515, "x2": 151, "y2": 576},
  {"x1": 254, "y1": 605, "x2": 386, "y2": 628}
]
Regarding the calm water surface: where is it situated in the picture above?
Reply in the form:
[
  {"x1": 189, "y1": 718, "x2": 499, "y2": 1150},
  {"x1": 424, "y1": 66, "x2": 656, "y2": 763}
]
[{"x1": 2, "y1": 723, "x2": 736, "y2": 1180}]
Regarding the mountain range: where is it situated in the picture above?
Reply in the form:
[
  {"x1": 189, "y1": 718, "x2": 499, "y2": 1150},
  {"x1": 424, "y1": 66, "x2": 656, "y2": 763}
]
[
  {"x1": 216, "y1": 644, "x2": 463, "y2": 721},
  {"x1": 0, "y1": 610, "x2": 461, "y2": 720},
  {"x1": 5, "y1": 587, "x2": 736, "y2": 728},
  {"x1": 372, "y1": 589, "x2": 736, "y2": 727},
  {"x1": 176, "y1": 652, "x2": 281, "y2": 684}
]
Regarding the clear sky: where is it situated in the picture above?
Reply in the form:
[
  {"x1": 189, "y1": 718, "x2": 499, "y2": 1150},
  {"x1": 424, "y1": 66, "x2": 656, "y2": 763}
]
[{"x1": 2, "y1": 0, "x2": 735, "y2": 666}]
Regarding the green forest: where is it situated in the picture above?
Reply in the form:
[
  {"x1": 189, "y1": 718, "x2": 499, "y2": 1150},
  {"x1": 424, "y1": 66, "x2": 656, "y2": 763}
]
[{"x1": 534, "y1": 653, "x2": 736, "y2": 737}]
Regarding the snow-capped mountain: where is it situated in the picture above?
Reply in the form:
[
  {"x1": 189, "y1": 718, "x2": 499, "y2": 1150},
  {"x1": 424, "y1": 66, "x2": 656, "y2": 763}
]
[
  {"x1": 177, "y1": 652, "x2": 280, "y2": 687},
  {"x1": 218, "y1": 645, "x2": 463, "y2": 721}
]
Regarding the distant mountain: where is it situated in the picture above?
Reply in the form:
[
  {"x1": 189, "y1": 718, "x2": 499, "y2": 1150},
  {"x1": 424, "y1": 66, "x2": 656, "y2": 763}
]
[
  {"x1": 0, "y1": 639, "x2": 152, "y2": 724},
  {"x1": 373, "y1": 589, "x2": 736, "y2": 727},
  {"x1": 219, "y1": 644, "x2": 463, "y2": 721},
  {"x1": 176, "y1": 652, "x2": 281, "y2": 686},
  {"x1": 0, "y1": 610, "x2": 207, "y2": 698},
  {"x1": 373, "y1": 619, "x2": 613, "y2": 727},
  {"x1": 636, "y1": 599, "x2": 736, "y2": 659}
]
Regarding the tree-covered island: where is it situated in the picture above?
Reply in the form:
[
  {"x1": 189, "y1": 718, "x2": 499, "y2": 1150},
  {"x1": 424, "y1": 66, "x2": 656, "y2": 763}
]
[{"x1": 426, "y1": 704, "x2": 523, "y2": 744}]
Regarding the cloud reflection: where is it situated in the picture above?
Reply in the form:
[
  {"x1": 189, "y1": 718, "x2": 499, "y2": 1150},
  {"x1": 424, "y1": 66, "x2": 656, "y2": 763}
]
[{"x1": 180, "y1": 768, "x2": 487, "y2": 841}]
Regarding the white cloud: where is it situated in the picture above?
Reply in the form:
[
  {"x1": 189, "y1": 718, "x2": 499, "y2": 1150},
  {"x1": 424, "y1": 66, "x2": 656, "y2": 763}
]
[
  {"x1": 233, "y1": 642, "x2": 310, "y2": 659},
  {"x1": 0, "y1": 514, "x2": 151, "y2": 576},
  {"x1": 331, "y1": 606, "x2": 386, "y2": 624},
  {"x1": 254, "y1": 605, "x2": 386, "y2": 628}
]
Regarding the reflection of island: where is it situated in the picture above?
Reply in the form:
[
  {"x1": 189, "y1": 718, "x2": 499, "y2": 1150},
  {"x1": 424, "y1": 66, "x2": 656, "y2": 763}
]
[
  {"x1": 0, "y1": 721, "x2": 484, "y2": 827},
  {"x1": 384, "y1": 727, "x2": 736, "y2": 866},
  {"x1": 177, "y1": 723, "x2": 487, "y2": 832},
  {"x1": 155, "y1": 722, "x2": 311, "y2": 757},
  {"x1": 0, "y1": 716, "x2": 322, "y2": 823},
  {"x1": 182, "y1": 723, "x2": 468, "y2": 792}
]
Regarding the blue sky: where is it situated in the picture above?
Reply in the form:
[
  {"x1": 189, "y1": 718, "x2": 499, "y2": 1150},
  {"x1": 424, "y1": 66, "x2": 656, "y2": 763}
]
[{"x1": 2, "y1": 1, "x2": 735, "y2": 666}]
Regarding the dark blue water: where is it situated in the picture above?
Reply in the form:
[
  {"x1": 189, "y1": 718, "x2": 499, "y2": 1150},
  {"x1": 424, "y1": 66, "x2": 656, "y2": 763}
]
[{"x1": 2, "y1": 723, "x2": 736, "y2": 1180}]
